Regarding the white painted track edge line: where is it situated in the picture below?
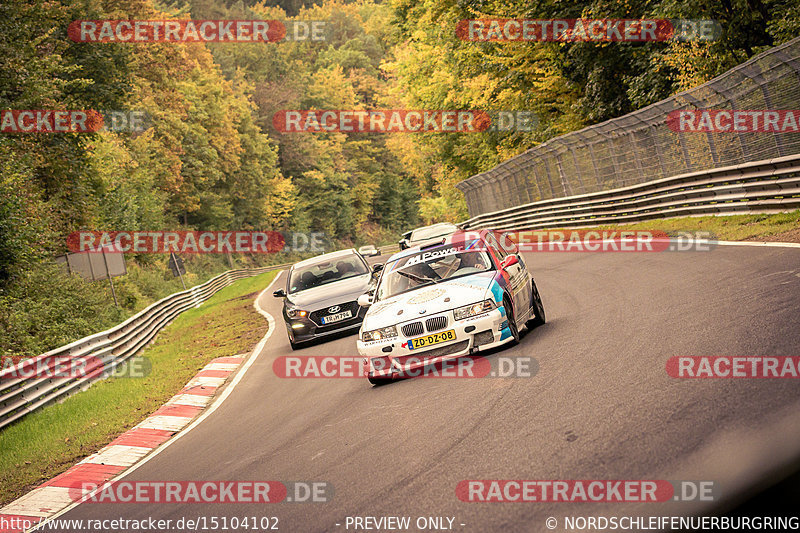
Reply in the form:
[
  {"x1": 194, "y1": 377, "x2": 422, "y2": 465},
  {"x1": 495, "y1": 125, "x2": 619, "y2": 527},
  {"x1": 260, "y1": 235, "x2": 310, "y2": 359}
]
[
  {"x1": 713, "y1": 239, "x2": 800, "y2": 248},
  {"x1": 32, "y1": 272, "x2": 282, "y2": 530},
  {"x1": 516, "y1": 237, "x2": 800, "y2": 249}
]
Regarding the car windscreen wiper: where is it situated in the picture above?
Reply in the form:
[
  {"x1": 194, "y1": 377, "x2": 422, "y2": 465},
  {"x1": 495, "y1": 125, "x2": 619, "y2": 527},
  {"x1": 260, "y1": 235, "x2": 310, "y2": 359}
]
[{"x1": 397, "y1": 270, "x2": 440, "y2": 285}]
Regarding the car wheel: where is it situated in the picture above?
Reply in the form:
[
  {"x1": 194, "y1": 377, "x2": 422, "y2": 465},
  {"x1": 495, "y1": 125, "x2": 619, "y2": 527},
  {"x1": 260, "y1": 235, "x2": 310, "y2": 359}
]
[
  {"x1": 526, "y1": 279, "x2": 546, "y2": 329},
  {"x1": 503, "y1": 296, "x2": 520, "y2": 345},
  {"x1": 368, "y1": 375, "x2": 390, "y2": 386}
]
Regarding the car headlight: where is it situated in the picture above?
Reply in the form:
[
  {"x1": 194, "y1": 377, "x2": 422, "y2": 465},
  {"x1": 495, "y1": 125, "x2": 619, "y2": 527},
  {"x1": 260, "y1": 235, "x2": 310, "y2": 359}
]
[
  {"x1": 453, "y1": 299, "x2": 496, "y2": 320},
  {"x1": 362, "y1": 325, "x2": 398, "y2": 342},
  {"x1": 286, "y1": 307, "x2": 308, "y2": 319}
]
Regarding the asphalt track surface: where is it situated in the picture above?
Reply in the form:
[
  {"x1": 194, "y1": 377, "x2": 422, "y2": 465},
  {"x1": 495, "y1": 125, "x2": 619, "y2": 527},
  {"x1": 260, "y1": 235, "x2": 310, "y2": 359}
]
[{"x1": 57, "y1": 247, "x2": 800, "y2": 532}]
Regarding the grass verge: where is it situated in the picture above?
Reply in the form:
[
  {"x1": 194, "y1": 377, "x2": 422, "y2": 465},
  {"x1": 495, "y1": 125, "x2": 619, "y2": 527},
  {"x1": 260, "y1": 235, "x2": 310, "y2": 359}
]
[
  {"x1": 575, "y1": 210, "x2": 800, "y2": 243},
  {"x1": 0, "y1": 270, "x2": 278, "y2": 506}
]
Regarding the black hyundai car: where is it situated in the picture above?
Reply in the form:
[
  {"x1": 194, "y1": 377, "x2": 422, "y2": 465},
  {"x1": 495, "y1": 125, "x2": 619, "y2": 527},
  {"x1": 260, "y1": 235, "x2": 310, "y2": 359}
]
[{"x1": 273, "y1": 249, "x2": 381, "y2": 349}]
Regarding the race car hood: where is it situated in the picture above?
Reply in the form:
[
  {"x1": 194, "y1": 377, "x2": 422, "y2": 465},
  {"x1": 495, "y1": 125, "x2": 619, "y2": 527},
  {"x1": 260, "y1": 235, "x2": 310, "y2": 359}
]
[
  {"x1": 287, "y1": 273, "x2": 373, "y2": 310},
  {"x1": 362, "y1": 271, "x2": 497, "y2": 331}
]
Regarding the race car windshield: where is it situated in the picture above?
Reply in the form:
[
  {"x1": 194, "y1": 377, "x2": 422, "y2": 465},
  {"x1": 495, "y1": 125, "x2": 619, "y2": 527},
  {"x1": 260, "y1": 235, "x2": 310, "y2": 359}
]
[
  {"x1": 376, "y1": 245, "x2": 493, "y2": 300},
  {"x1": 288, "y1": 255, "x2": 369, "y2": 294}
]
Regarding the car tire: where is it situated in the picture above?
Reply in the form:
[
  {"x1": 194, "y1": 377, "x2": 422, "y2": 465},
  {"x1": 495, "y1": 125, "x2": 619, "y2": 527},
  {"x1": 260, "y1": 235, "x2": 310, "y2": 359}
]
[
  {"x1": 368, "y1": 375, "x2": 390, "y2": 386},
  {"x1": 525, "y1": 279, "x2": 546, "y2": 329},
  {"x1": 503, "y1": 296, "x2": 520, "y2": 345}
]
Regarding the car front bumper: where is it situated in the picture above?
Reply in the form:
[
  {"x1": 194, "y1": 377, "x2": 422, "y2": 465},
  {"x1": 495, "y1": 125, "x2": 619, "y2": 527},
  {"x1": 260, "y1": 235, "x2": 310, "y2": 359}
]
[
  {"x1": 286, "y1": 306, "x2": 367, "y2": 344},
  {"x1": 357, "y1": 306, "x2": 514, "y2": 379}
]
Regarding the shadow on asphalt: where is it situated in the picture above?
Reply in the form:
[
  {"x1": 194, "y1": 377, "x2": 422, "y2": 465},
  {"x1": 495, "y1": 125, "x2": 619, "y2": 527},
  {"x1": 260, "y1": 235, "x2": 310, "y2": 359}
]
[{"x1": 724, "y1": 464, "x2": 800, "y2": 515}]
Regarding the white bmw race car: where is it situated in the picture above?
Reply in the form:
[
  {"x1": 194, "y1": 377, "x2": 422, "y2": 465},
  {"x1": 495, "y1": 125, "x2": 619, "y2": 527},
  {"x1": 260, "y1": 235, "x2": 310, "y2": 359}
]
[{"x1": 356, "y1": 229, "x2": 545, "y2": 385}]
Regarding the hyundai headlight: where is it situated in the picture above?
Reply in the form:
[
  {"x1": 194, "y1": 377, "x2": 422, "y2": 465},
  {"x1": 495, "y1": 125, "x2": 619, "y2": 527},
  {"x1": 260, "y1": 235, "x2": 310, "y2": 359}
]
[
  {"x1": 286, "y1": 307, "x2": 308, "y2": 319},
  {"x1": 453, "y1": 299, "x2": 496, "y2": 320},
  {"x1": 361, "y1": 325, "x2": 398, "y2": 342}
]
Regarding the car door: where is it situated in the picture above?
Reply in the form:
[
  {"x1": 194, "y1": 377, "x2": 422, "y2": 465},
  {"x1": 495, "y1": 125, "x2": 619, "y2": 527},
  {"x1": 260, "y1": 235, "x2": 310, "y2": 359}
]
[
  {"x1": 514, "y1": 251, "x2": 534, "y2": 316},
  {"x1": 500, "y1": 232, "x2": 534, "y2": 313},
  {"x1": 486, "y1": 232, "x2": 529, "y2": 321}
]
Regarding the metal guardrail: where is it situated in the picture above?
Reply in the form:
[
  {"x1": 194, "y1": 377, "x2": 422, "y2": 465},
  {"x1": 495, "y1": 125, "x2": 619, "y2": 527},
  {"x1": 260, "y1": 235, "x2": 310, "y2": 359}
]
[
  {"x1": 460, "y1": 154, "x2": 800, "y2": 232},
  {"x1": 0, "y1": 264, "x2": 290, "y2": 431},
  {"x1": 456, "y1": 37, "x2": 800, "y2": 218}
]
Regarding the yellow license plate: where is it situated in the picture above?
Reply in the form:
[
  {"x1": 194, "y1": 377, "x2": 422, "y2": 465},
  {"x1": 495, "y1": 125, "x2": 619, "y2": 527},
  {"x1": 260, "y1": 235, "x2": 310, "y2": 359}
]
[{"x1": 407, "y1": 329, "x2": 456, "y2": 350}]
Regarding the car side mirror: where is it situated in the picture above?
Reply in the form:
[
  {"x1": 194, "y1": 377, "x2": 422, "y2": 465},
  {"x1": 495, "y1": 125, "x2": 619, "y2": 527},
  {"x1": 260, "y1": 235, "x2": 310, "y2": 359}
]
[
  {"x1": 273, "y1": 288, "x2": 286, "y2": 298},
  {"x1": 357, "y1": 293, "x2": 373, "y2": 307},
  {"x1": 372, "y1": 263, "x2": 384, "y2": 272},
  {"x1": 500, "y1": 255, "x2": 519, "y2": 270}
]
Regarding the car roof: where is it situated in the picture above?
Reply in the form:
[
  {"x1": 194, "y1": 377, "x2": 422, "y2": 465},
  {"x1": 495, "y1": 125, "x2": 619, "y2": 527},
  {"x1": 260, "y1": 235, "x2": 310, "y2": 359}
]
[
  {"x1": 421, "y1": 222, "x2": 457, "y2": 228},
  {"x1": 292, "y1": 248, "x2": 359, "y2": 268},
  {"x1": 410, "y1": 222, "x2": 458, "y2": 234},
  {"x1": 386, "y1": 229, "x2": 490, "y2": 263},
  {"x1": 408, "y1": 223, "x2": 460, "y2": 244}
]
